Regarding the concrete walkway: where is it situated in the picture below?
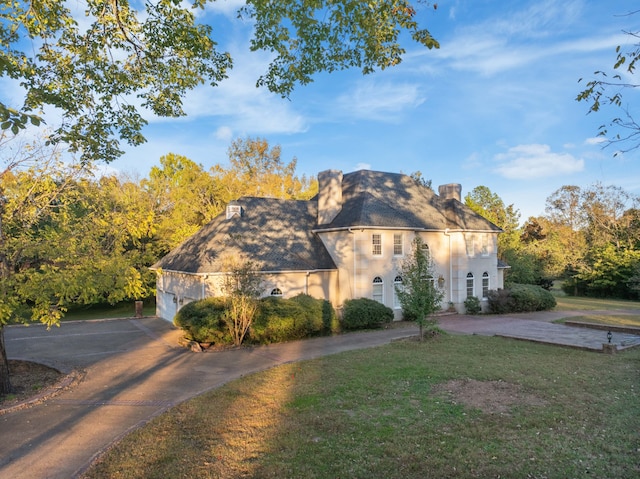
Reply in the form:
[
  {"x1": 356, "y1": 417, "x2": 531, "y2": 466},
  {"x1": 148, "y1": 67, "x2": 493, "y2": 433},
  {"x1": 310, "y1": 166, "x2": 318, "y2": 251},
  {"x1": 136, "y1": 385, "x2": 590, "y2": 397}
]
[{"x1": 1, "y1": 310, "x2": 639, "y2": 479}]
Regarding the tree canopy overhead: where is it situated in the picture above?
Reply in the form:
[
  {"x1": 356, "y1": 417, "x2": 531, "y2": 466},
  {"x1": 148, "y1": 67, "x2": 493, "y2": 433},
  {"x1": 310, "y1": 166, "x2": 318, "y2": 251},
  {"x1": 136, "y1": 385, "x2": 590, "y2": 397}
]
[{"x1": 1, "y1": 0, "x2": 439, "y2": 163}]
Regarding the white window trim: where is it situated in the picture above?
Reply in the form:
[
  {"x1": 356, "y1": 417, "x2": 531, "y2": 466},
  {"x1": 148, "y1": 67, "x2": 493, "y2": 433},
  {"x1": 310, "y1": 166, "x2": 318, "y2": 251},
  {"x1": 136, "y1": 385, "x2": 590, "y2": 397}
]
[
  {"x1": 393, "y1": 233, "x2": 404, "y2": 256},
  {"x1": 372, "y1": 276, "x2": 384, "y2": 304},
  {"x1": 372, "y1": 233, "x2": 382, "y2": 257},
  {"x1": 482, "y1": 272, "x2": 490, "y2": 299},
  {"x1": 466, "y1": 272, "x2": 475, "y2": 298},
  {"x1": 393, "y1": 275, "x2": 403, "y2": 308}
]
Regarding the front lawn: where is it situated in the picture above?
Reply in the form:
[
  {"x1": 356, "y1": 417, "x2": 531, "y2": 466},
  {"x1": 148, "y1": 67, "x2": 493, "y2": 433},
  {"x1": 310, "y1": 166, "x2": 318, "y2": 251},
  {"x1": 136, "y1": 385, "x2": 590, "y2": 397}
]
[{"x1": 83, "y1": 335, "x2": 639, "y2": 479}]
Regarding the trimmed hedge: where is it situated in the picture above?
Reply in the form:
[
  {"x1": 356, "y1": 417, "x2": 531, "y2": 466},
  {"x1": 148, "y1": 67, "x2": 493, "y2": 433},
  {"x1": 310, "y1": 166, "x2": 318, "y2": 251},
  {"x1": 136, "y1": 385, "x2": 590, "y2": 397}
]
[
  {"x1": 341, "y1": 298, "x2": 394, "y2": 330},
  {"x1": 487, "y1": 284, "x2": 556, "y2": 314},
  {"x1": 251, "y1": 294, "x2": 334, "y2": 344},
  {"x1": 464, "y1": 295, "x2": 482, "y2": 315},
  {"x1": 173, "y1": 297, "x2": 232, "y2": 344}
]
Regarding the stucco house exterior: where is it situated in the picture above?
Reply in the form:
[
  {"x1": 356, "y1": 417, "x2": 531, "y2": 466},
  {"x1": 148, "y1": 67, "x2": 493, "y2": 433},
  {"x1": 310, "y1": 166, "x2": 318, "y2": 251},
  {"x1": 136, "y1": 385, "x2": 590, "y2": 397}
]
[{"x1": 152, "y1": 169, "x2": 506, "y2": 321}]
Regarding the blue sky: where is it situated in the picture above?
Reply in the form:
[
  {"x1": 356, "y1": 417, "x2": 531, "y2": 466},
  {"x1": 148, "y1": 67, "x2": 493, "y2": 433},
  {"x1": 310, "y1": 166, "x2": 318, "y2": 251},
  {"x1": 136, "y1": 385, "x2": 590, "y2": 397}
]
[{"x1": 6, "y1": 0, "x2": 640, "y2": 221}]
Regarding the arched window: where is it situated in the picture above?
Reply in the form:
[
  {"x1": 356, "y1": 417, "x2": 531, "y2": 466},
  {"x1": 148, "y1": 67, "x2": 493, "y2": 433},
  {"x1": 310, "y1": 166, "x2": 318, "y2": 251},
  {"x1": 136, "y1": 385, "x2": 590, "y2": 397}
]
[
  {"x1": 393, "y1": 275, "x2": 403, "y2": 308},
  {"x1": 372, "y1": 276, "x2": 384, "y2": 304},
  {"x1": 270, "y1": 288, "x2": 283, "y2": 297},
  {"x1": 482, "y1": 272, "x2": 490, "y2": 299},
  {"x1": 466, "y1": 272, "x2": 474, "y2": 298}
]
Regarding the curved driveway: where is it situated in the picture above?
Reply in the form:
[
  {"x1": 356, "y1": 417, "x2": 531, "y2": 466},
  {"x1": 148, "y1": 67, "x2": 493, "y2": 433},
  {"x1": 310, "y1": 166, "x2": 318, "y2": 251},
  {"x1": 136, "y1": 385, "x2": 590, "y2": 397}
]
[{"x1": 1, "y1": 311, "x2": 639, "y2": 479}]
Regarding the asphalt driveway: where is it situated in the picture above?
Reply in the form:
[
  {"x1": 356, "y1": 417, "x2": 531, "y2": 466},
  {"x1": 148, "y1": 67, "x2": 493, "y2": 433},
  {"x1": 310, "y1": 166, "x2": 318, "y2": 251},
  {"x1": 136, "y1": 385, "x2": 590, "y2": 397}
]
[{"x1": 1, "y1": 310, "x2": 639, "y2": 479}]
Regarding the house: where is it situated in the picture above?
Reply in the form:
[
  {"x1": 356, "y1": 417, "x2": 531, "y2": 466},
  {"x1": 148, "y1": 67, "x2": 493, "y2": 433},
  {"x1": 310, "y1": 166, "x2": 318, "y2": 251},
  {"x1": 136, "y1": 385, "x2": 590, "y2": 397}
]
[{"x1": 152, "y1": 169, "x2": 505, "y2": 321}]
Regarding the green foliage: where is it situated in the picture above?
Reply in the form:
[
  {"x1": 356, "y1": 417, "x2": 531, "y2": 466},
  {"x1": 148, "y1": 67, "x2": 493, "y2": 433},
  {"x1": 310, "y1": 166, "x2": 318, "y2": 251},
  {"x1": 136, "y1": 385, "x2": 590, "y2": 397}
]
[
  {"x1": 341, "y1": 298, "x2": 393, "y2": 331},
  {"x1": 463, "y1": 296, "x2": 482, "y2": 315},
  {"x1": 173, "y1": 297, "x2": 232, "y2": 344},
  {"x1": 577, "y1": 25, "x2": 640, "y2": 155},
  {"x1": 251, "y1": 295, "x2": 333, "y2": 344},
  {"x1": 2, "y1": 1, "x2": 439, "y2": 162},
  {"x1": 487, "y1": 284, "x2": 556, "y2": 314},
  {"x1": 396, "y1": 235, "x2": 444, "y2": 339}
]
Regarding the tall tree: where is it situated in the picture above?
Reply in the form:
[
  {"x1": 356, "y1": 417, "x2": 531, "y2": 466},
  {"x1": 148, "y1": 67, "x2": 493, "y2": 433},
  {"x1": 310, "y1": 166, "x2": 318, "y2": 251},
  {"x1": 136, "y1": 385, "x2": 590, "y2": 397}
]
[
  {"x1": 1, "y1": 1, "x2": 439, "y2": 163},
  {"x1": 215, "y1": 137, "x2": 317, "y2": 202},
  {"x1": 143, "y1": 153, "x2": 223, "y2": 250},
  {"x1": 396, "y1": 235, "x2": 443, "y2": 341},
  {"x1": 0, "y1": 137, "x2": 152, "y2": 394}
]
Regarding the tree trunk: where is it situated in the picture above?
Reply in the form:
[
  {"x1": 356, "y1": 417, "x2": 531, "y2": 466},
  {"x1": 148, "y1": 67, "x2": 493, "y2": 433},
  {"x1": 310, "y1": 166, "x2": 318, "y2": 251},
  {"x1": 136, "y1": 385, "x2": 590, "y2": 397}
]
[{"x1": 0, "y1": 326, "x2": 12, "y2": 395}]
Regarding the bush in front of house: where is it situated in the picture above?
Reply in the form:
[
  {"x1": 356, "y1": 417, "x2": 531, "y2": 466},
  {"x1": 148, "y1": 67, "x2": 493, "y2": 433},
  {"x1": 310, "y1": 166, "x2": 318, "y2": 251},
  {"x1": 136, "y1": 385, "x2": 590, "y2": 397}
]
[
  {"x1": 487, "y1": 284, "x2": 556, "y2": 314},
  {"x1": 251, "y1": 295, "x2": 331, "y2": 344},
  {"x1": 464, "y1": 296, "x2": 482, "y2": 315},
  {"x1": 341, "y1": 298, "x2": 394, "y2": 330},
  {"x1": 173, "y1": 297, "x2": 232, "y2": 344},
  {"x1": 289, "y1": 293, "x2": 339, "y2": 334}
]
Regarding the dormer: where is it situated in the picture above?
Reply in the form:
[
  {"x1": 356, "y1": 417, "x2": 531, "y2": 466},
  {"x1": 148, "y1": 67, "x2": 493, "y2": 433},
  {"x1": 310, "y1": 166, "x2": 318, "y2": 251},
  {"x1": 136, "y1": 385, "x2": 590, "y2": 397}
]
[{"x1": 226, "y1": 202, "x2": 243, "y2": 219}]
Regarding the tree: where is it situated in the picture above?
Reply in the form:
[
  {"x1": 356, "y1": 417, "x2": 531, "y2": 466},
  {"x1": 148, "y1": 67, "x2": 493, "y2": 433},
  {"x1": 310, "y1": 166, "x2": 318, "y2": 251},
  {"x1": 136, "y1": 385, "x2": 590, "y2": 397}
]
[
  {"x1": 464, "y1": 185, "x2": 521, "y2": 253},
  {"x1": 143, "y1": 153, "x2": 224, "y2": 250},
  {"x1": 1, "y1": 1, "x2": 439, "y2": 163},
  {"x1": 221, "y1": 258, "x2": 264, "y2": 347},
  {"x1": 577, "y1": 10, "x2": 640, "y2": 155},
  {"x1": 395, "y1": 235, "x2": 444, "y2": 341},
  {"x1": 216, "y1": 137, "x2": 317, "y2": 201},
  {"x1": 0, "y1": 136, "x2": 152, "y2": 394}
]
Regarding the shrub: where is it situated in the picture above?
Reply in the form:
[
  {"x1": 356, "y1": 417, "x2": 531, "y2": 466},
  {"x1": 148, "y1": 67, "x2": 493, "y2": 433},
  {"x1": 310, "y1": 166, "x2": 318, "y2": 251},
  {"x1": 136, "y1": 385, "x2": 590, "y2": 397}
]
[
  {"x1": 464, "y1": 296, "x2": 482, "y2": 315},
  {"x1": 173, "y1": 297, "x2": 232, "y2": 344},
  {"x1": 288, "y1": 293, "x2": 339, "y2": 334},
  {"x1": 251, "y1": 295, "x2": 331, "y2": 344},
  {"x1": 487, "y1": 284, "x2": 556, "y2": 314},
  {"x1": 486, "y1": 288, "x2": 514, "y2": 314},
  {"x1": 341, "y1": 298, "x2": 393, "y2": 331}
]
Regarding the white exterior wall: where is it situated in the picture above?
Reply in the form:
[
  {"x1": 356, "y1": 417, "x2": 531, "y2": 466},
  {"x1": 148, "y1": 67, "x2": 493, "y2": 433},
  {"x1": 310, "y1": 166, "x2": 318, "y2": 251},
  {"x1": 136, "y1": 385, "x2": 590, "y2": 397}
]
[
  {"x1": 155, "y1": 269, "x2": 339, "y2": 322},
  {"x1": 318, "y1": 228, "x2": 502, "y2": 319}
]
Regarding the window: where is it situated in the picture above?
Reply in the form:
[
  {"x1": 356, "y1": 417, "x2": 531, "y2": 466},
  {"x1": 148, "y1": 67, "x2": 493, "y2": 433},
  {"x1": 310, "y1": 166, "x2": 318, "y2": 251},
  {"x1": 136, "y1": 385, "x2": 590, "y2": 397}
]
[
  {"x1": 270, "y1": 288, "x2": 283, "y2": 297},
  {"x1": 465, "y1": 235, "x2": 475, "y2": 256},
  {"x1": 372, "y1": 276, "x2": 384, "y2": 303},
  {"x1": 372, "y1": 234, "x2": 382, "y2": 256},
  {"x1": 393, "y1": 233, "x2": 403, "y2": 256},
  {"x1": 482, "y1": 272, "x2": 490, "y2": 299},
  {"x1": 393, "y1": 275, "x2": 403, "y2": 308},
  {"x1": 481, "y1": 235, "x2": 490, "y2": 256},
  {"x1": 466, "y1": 272, "x2": 474, "y2": 298}
]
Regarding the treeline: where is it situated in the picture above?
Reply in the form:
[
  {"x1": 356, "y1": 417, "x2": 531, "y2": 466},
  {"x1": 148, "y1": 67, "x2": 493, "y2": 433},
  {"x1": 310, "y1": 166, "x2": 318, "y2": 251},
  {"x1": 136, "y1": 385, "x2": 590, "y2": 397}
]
[
  {"x1": 0, "y1": 136, "x2": 317, "y2": 326},
  {"x1": 465, "y1": 184, "x2": 640, "y2": 299}
]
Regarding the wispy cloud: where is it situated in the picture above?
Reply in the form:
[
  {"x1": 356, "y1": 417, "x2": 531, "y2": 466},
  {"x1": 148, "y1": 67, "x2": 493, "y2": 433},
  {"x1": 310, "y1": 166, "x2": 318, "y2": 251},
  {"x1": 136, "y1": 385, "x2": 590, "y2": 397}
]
[
  {"x1": 336, "y1": 80, "x2": 425, "y2": 121},
  {"x1": 494, "y1": 144, "x2": 584, "y2": 179}
]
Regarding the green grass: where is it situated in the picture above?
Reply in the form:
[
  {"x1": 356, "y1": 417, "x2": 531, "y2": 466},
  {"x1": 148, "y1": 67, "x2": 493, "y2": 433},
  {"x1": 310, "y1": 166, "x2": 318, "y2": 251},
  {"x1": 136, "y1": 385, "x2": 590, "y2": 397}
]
[
  {"x1": 83, "y1": 335, "x2": 640, "y2": 479},
  {"x1": 62, "y1": 301, "x2": 156, "y2": 321},
  {"x1": 558, "y1": 314, "x2": 640, "y2": 328},
  {"x1": 554, "y1": 295, "x2": 640, "y2": 311}
]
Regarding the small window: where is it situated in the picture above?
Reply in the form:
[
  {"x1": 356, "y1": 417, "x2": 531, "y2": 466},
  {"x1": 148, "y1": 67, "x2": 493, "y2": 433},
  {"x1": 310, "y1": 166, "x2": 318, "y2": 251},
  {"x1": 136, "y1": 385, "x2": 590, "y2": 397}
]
[
  {"x1": 393, "y1": 234, "x2": 403, "y2": 256},
  {"x1": 465, "y1": 235, "x2": 475, "y2": 257},
  {"x1": 372, "y1": 276, "x2": 384, "y2": 303},
  {"x1": 482, "y1": 272, "x2": 489, "y2": 299},
  {"x1": 393, "y1": 275, "x2": 403, "y2": 308},
  {"x1": 372, "y1": 234, "x2": 382, "y2": 256},
  {"x1": 270, "y1": 288, "x2": 283, "y2": 297},
  {"x1": 481, "y1": 235, "x2": 490, "y2": 256},
  {"x1": 466, "y1": 272, "x2": 474, "y2": 298}
]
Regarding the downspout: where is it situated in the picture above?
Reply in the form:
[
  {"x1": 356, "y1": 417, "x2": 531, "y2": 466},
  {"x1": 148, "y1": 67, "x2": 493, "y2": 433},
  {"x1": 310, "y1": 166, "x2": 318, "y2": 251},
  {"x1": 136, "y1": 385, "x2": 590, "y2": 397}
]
[
  {"x1": 305, "y1": 271, "x2": 310, "y2": 295},
  {"x1": 444, "y1": 229, "x2": 453, "y2": 304},
  {"x1": 201, "y1": 274, "x2": 208, "y2": 299},
  {"x1": 348, "y1": 228, "x2": 356, "y2": 299}
]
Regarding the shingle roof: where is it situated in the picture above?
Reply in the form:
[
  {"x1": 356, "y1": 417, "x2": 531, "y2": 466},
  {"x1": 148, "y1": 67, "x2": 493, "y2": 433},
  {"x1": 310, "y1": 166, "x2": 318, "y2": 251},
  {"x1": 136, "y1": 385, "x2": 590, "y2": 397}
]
[
  {"x1": 153, "y1": 170, "x2": 501, "y2": 274},
  {"x1": 152, "y1": 197, "x2": 337, "y2": 274},
  {"x1": 317, "y1": 170, "x2": 502, "y2": 232}
]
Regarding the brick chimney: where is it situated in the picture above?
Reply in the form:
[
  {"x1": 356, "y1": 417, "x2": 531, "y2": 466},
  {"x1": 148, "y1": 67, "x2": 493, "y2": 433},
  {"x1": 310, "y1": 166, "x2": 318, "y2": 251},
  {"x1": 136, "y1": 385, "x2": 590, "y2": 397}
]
[
  {"x1": 317, "y1": 169, "x2": 343, "y2": 225},
  {"x1": 438, "y1": 183, "x2": 462, "y2": 202}
]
